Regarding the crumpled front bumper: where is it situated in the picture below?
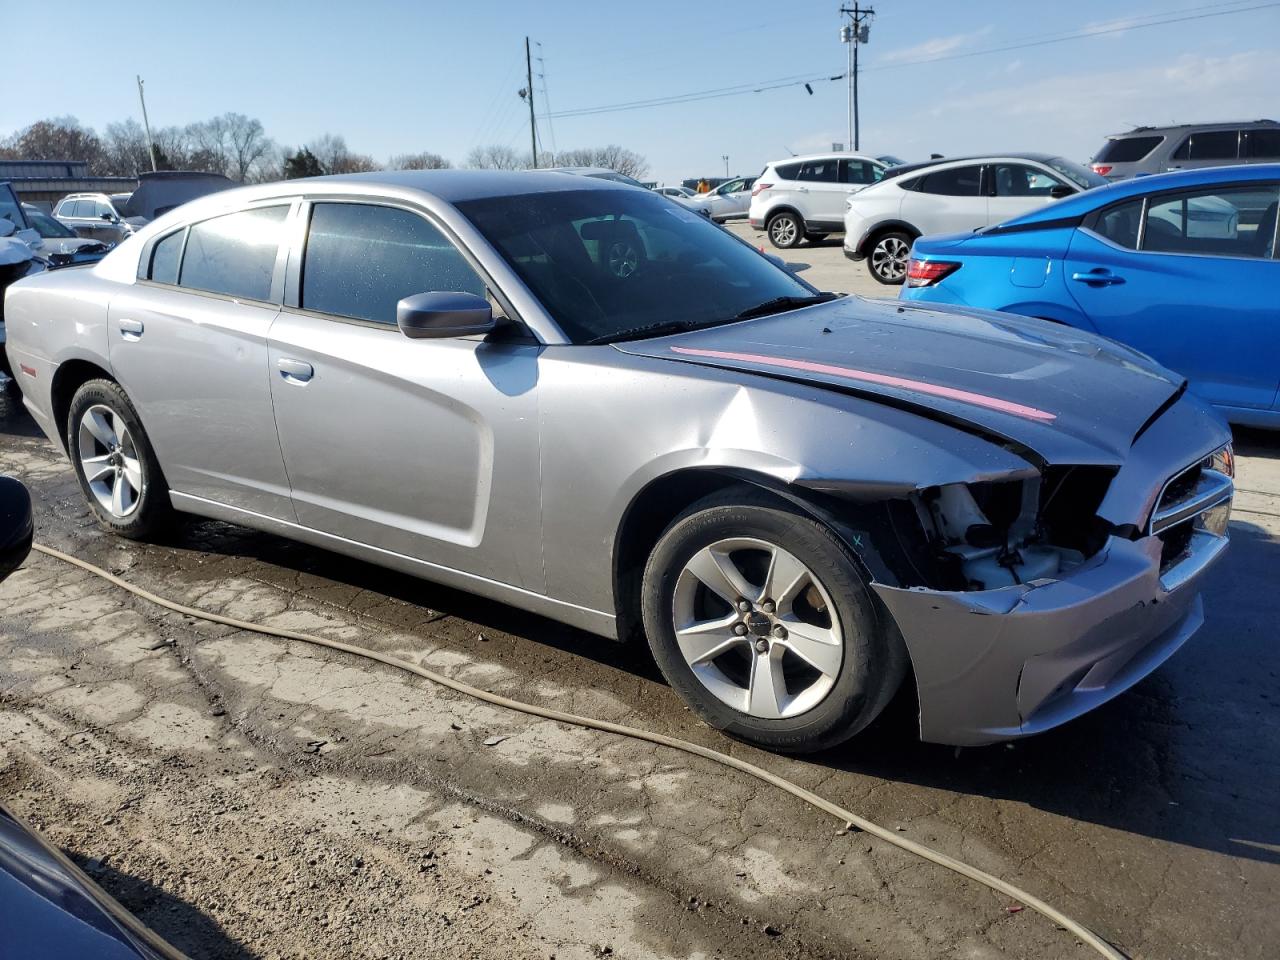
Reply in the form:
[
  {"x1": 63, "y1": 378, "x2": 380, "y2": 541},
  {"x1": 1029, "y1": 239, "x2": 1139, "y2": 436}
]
[{"x1": 873, "y1": 531, "x2": 1228, "y2": 746}]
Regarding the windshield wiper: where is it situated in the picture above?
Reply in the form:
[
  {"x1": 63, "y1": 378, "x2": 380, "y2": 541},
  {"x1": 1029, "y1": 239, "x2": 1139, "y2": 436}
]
[
  {"x1": 730, "y1": 292, "x2": 839, "y2": 321},
  {"x1": 588, "y1": 319, "x2": 716, "y2": 345}
]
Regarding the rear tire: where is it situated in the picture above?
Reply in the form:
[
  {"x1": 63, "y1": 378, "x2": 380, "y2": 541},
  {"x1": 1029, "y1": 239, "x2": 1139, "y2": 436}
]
[
  {"x1": 867, "y1": 230, "x2": 913, "y2": 285},
  {"x1": 641, "y1": 488, "x2": 906, "y2": 753},
  {"x1": 66, "y1": 379, "x2": 173, "y2": 540},
  {"x1": 766, "y1": 212, "x2": 804, "y2": 249}
]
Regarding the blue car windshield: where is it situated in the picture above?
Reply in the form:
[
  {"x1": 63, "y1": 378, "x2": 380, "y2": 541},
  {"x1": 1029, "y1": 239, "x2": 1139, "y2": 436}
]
[{"x1": 457, "y1": 188, "x2": 816, "y2": 344}]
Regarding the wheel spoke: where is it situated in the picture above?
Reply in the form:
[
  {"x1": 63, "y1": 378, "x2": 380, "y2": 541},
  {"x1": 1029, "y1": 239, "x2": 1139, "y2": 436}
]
[
  {"x1": 111, "y1": 472, "x2": 126, "y2": 515},
  {"x1": 676, "y1": 612, "x2": 745, "y2": 665},
  {"x1": 763, "y1": 548, "x2": 809, "y2": 607},
  {"x1": 121, "y1": 455, "x2": 143, "y2": 495},
  {"x1": 82, "y1": 454, "x2": 115, "y2": 485},
  {"x1": 685, "y1": 545, "x2": 756, "y2": 607},
  {"x1": 778, "y1": 619, "x2": 842, "y2": 678},
  {"x1": 747, "y1": 647, "x2": 787, "y2": 719},
  {"x1": 84, "y1": 409, "x2": 116, "y2": 448}
]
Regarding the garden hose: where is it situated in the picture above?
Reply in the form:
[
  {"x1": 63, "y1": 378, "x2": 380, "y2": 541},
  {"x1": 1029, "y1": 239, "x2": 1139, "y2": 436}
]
[{"x1": 31, "y1": 541, "x2": 1127, "y2": 960}]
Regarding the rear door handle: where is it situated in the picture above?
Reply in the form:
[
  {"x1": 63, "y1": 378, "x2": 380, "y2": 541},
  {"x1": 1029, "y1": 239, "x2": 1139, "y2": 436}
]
[
  {"x1": 118, "y1": 318, "x2": 144, "y2": 340},
  {"x1": 1070, "y1": 269, "x2": 1125, "y2": 286},
  {"x1": 277, "y1": 357, "x2": 314, "y2": 384}
]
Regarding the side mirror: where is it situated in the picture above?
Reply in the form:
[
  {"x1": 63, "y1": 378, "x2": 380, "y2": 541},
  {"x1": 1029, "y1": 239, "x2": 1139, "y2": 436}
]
[
  {"x1": 0, "y1": 476, "x2": 34, "y2": 585},
  {"x1": 100, "y1": 212, "x2": 116, "y2": 221},
  {"x1": 396, "y1": 291, "x2": 495, "y2": 340},
  {"x1": 0, "y1": 219, "x2": 14, "y2": 238},
  {"x1": 1049, "y1": 184, "x2": 1074, "y2": 199}
]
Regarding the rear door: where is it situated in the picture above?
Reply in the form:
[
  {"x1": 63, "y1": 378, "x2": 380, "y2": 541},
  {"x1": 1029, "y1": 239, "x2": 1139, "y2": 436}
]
[
  {"x1": 1165, "y1": 129, "x2": 1241, "y2": 172},
  {"x1": 1064, "y1": 181, "x2": 1280, "y2": 410},
  {"x1": 266, "y1": 199, "x2": 544, "y2": 589},
  {"x1": 986, "y1": 162, "x2": 1067, "y2": 227},
  {"x1": 898, "y1": 164, "x2": 986, "y2": 236},
  {"x1": 792, "y1": 158, "x2": 847, "y2": 228},
  {"x1": 108, "y1": 203, "x2": 295, "y2": 518}
]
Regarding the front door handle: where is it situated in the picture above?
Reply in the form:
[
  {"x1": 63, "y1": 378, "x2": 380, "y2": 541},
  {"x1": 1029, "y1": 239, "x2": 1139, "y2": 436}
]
[
  {"x1": 277, "y1": 357, "x2": 314, "y2": 384},
  {"x1": 118, "y1": 318, "x2": 144, "y2": 340},
  {"x1": 1070, "y1": 268, "x2": 1125, "y2": 286}
]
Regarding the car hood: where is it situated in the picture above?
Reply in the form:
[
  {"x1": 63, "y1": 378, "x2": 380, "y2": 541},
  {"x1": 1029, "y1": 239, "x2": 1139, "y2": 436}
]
[{"x1": 614, "y1": 296, "x2": 1184, "y2": 465}]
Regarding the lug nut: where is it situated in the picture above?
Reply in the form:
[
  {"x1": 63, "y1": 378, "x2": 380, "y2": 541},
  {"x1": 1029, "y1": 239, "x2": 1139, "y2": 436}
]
[
  {"x1": 733, "y1": 623, "x2": 747, "y2": 636},
  {"x1": 761, "y1": 600, "x2": 776, "y2": 613},
  {"x1": 754, "y1": 639, "x2": 769, "y2": 654},
  {"x1": 736, "y1": 599, "x2": 751, "y2": 612},
  {"x1": 772, "y1": 624, "x2": 788, "y2": 639}
]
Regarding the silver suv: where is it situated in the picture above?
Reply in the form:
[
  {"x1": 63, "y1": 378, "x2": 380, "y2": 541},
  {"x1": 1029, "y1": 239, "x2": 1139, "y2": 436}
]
[
  {"x1": 53, "y1": 193, "x2": 134, "y2": 245},
  {"x1": 1090, "y1": 120, "x2": 1280, "y2": 180}
]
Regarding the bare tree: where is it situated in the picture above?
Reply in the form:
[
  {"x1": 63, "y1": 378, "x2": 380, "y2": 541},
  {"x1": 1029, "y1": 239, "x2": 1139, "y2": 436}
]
[
  {"x1": 223, "y1": 113, "x2": 273, "y2": 182},
  {"x1": 0, "y1": 117, "x2": 104, "y2": 169},
  {"x1": 100, "y1": 119, "x2": 152, "y2": 175},
  {"x1": 307, "y1": 134, "x2": 377, "y2": 174},
  {"x1": 388, "y1": 151, "x2": 451, "y2": 170},
  {"x1": 553, "y1": 145, "x2": 648, "y2": 179},
  {"x1": 465, "y1": 145, "x2": 523, "y2": 170}
]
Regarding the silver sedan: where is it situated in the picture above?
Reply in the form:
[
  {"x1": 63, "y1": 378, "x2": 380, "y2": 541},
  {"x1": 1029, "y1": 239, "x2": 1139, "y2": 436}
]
[{"x1": 3, "y1": 171, "x2": 1233, "y2": 752}]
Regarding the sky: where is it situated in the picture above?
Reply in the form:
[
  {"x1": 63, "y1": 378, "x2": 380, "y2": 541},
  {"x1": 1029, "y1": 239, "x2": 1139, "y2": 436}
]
[{"x1": 3, "y1": 0, "x2": 1279, "y2": 184}]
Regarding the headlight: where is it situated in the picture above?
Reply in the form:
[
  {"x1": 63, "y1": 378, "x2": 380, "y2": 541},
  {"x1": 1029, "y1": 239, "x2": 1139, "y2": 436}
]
[{"x1": 1204, "y1": 443, "x2": 1234, "y2": 478}]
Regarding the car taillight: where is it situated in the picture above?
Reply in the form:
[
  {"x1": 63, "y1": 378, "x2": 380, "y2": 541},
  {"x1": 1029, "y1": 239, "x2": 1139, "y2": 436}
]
[
  {"x1": 1091, "y1": 164, "x2": 1113, "y2": 176},
  {"x1": 905, "y1": 259, "x2": 960, "y2": 288},
  {"x1": 751, "y1": 182, "x2": 772, "y2": 197}
]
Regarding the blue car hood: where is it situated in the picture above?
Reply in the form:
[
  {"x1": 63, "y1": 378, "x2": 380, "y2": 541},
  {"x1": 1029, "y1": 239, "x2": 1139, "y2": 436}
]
[{"x1": 615, "y1": 295, "x2": 1184, "y2": 465}]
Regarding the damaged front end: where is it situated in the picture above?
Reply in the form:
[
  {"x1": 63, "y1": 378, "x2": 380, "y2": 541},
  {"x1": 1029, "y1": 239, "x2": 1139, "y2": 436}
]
[{"x1": 866, "y1": 443, "x2": 1234, "y2": 746}]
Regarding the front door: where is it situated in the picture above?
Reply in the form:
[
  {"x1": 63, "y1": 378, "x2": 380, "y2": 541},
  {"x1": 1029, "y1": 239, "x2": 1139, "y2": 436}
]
[
  {"x1": 107, "y1": 203, "x2": 295, "y2": 518},
  {"x1": 1065, "y1": 181, "x2": 1280, "y2": 411},
  {"x1": 267, "y1": 200, "x2": 544, "y2": 590}
]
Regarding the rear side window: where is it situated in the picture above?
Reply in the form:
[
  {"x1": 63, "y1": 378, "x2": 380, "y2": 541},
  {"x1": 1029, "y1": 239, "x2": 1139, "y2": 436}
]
[
  {"x1": 1092, "y1": 199, "x2": 1143, "y2": 249},
  {"x1": 1245, "y1": 129, "x2": 1280, "y2": 159},
  {"x1": 1143, "y1": 185, "x2": 1278, "y2": 258},
  {"x1": 797, "y1": 159, "x2": 839, "y2": 182},
  {"x1": 775, "y1": 162, "x2": 802, "y2": 181},
  {"x1": 301, "y1": 202, "x2": 486, "y2": 325},
  {"x1": 1171, "y1": 130, "x2": 1240, "y2": 161},
  {"x1": 1095, "y1": 136, "x2": 1163, "y2": 163},
  {"x1": 179, "y1": 205, "x2": 288, "y2": 301},
  {"x1": 148, "y1": 229, "x2": 185, "y2": 284},
  {"x1": 916, "y1": 165, "x2": 982, "y2": 196}
]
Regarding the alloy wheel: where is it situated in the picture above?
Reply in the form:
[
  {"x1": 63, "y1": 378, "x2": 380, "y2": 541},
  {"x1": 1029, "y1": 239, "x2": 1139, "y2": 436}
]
[
  {"x1": 671, "y1": 537, "x2": 844, "y2": 719},
  {"x1": 871, "y1": 236, "x2": 910, "y2": 282},
  {"x1": 769, "y1": 216, "x2": 799, "y2": 247},
  {"x1": 77, "y1": 404, "x2": 144, "y2": 518}
]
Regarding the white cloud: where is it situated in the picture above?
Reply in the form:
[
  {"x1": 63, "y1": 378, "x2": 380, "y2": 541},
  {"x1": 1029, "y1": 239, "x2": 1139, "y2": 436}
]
[{"x1": 876, "y1": 27, "x2": 993, "y2": 65}]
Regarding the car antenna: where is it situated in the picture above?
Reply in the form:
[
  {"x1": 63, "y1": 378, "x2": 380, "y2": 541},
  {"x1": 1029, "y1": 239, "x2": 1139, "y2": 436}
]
[{"x1": 782, "y1": 145, "x2": 797, "y2": 156}]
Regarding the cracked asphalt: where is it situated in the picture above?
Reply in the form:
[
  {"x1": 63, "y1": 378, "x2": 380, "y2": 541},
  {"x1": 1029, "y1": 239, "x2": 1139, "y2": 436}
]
[{"x1": 2, "y1": 314, "x2": 1278, "y2": 958}]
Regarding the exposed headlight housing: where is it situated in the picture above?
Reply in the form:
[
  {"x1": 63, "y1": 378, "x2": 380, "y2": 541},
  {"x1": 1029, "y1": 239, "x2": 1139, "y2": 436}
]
[{"x1": 1204, "y1": 443, "x2": 1234, "y2": 479}]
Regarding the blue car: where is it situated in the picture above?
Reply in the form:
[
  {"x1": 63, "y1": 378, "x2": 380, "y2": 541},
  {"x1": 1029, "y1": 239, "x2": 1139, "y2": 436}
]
[{"x1": 900, "y1": 164, "x2": 1280, "y2": 427}]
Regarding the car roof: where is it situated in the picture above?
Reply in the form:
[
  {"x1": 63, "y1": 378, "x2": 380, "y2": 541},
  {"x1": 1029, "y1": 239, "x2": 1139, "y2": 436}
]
[
  {"x1": 764, "y1": 152, "x2": 881, "y2": 167},
  {"x1": 882, "y1": 152, "x2": 1063, "y2": 180},
  {"x1": 292, "y1": 169, "x2": 636, "y2": 202},
  {"x1": 993, "y1": 162, "x2": 1280, "y2": 229},
  {"x1": 1105, "y1": 119, "x2": 1277, "y2": 137}
]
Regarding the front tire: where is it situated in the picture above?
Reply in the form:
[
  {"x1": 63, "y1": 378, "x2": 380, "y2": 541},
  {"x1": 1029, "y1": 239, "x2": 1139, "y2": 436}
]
[
  {"x1": 641, "y1": 489, "x2": 905, "y2": 753},
  {"x1": 867, "y1": 231, "x2": 912, "y2": 285},
  {"x1": 766, "y1": 212, "x2": 803, "y2": 249},
  {"x1": 67, "y1": 379, "x2": 172, "y2": 540}
]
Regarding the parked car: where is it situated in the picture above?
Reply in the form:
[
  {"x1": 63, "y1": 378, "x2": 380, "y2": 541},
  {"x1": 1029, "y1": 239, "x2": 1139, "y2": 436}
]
[
  {"x1": 118, "y1": 171, "x2": 234, "y2": 226},
  {"x1": 899, "y1": 165, "x2": 1279, "y2": 428},
  {"x1": 686, "y1": 176, "x2": 757, "y2": 223},
  {"x1": 1, "y1": 186, "x2": 45, "y2": 377},
  {"x1": 875, "y1": 154, "x2": 908, "y2": 168},
  {"x1": 843, "y1": 153, "x2": 1106, "y2": 284},
  {"x1": 0, "y1": 181, "x2": 43, "y2": 250},
  {"x1": 535, "y1": 166, "x2": 649, "y2": 188},
  {"x1": 1090, "y1": 119, "x2": 1280, "y2": 181},
  {"x1": 654, "y1": 185, "x2": 695, "y2": 199},
  {"x1": 749, "y1": 153, "x2": 888, "y2": 249},
  {"x1": 5, "y1": 170, "x2": 1234, "y2": 752},
  {"x1": 22, "y1": 204, "x2": 112, "y2": 260},
  {"x1": 53, "y1": 193, "x2": 135, "y2": 245}
]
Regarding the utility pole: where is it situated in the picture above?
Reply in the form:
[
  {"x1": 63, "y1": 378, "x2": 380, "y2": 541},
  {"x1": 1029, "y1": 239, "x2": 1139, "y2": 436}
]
[
  {"x1": 136, "y1": 75, "x2": 158, "y2": 172},
  {"x1": 722, "y1": 155, "x2": 729, "y2": 177},
  {"x1": 524, "y1": 37, "x2": 538, "y2": 168},
  {"x1": 839, "y1": 4, "x2": 874, "y2": 151}
]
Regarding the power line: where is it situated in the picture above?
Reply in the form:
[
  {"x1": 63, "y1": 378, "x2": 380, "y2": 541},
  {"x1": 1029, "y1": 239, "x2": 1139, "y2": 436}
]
[{"x1": 547, "y1": 1, "x2": 1280, "y2": 121}]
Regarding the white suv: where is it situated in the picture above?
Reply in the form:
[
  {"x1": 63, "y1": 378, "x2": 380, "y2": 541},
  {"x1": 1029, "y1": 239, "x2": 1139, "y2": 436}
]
[
  {"x1": 749, "y1": 153, "x2": 887, "y2": 248},
  {"x1": 842, "y1": 153, "x2": 1105, "y2": 284}
]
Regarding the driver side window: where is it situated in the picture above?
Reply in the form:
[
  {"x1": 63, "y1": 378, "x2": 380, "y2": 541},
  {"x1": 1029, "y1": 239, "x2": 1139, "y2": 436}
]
[{"x1": 301, "y1": 202, "x2": 486, "y2": 325}]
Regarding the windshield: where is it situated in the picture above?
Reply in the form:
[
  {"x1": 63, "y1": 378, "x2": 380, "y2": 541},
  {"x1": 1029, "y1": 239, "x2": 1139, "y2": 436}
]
[
  {"x1": 24, "y1": 208, "x2": 76, "y2": 238},
  {"x1": 457, "y1": 189, "x2": 815, "y2": 344},
  {"x1": 1046, "y1": 157, "x2": 1107, "y2": 190}
]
